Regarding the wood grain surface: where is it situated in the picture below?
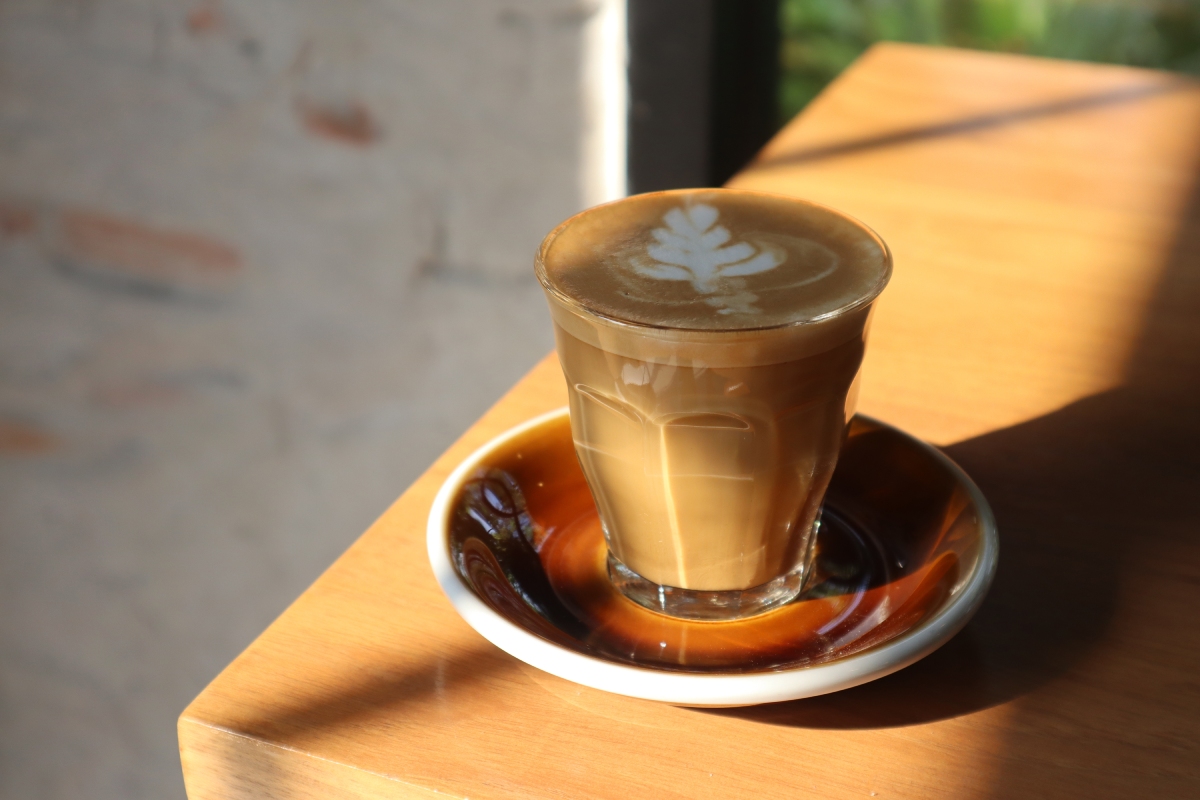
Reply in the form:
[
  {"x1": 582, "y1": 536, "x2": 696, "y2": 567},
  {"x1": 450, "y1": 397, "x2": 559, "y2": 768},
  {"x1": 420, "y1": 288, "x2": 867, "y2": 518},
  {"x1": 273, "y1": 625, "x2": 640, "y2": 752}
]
[{"x1": 179, "y1": 44, "x2": 1200, "y2": 799}]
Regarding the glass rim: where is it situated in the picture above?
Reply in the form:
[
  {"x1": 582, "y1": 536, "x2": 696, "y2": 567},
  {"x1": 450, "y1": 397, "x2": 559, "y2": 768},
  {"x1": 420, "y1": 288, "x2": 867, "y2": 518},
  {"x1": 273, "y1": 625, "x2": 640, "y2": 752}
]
[{"x1": 534, "y1": 188, "x2": 893, "y2": 336}]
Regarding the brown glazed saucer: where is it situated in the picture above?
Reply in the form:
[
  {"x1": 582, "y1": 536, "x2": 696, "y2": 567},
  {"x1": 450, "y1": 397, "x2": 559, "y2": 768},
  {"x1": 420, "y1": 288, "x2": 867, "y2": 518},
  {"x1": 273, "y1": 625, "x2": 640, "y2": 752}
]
[{"x1": 427, "y1": 409, "x2": 998, "y2": 706}]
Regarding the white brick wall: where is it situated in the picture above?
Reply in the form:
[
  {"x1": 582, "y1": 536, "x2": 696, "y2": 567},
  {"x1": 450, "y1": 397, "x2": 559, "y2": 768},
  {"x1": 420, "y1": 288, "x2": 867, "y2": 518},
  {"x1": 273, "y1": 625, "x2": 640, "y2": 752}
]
[{"x1": 0, "y1": 1, "x2": 624, "y2": 796}]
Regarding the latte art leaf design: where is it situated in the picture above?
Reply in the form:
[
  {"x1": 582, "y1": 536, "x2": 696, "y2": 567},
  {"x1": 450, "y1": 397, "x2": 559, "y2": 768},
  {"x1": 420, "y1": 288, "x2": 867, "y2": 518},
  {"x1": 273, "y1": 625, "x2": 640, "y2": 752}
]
[{"x1": 635, "y1": 203, "x2": 783, "y2": 295}]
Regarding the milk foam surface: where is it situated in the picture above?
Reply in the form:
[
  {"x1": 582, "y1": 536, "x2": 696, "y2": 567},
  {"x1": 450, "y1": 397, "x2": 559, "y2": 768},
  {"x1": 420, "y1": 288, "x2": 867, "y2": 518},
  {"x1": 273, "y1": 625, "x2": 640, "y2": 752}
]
[{"x1": 537, "y1": 189, "x2": 890, "y2": 331}]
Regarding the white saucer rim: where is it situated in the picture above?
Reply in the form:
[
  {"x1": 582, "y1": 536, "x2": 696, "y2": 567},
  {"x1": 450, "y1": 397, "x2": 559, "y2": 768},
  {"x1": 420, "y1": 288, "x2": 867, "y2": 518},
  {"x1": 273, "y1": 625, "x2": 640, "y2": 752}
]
[{"x1": 426, "y1": 407, "x2": 999, "y2": 707}]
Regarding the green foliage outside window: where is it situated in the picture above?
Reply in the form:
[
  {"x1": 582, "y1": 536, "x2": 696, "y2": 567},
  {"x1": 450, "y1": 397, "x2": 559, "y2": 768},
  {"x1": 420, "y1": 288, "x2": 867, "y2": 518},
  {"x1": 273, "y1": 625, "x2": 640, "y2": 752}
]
[{"x1": 780, "y1": 0, "x2": 1200, "y2": 121}]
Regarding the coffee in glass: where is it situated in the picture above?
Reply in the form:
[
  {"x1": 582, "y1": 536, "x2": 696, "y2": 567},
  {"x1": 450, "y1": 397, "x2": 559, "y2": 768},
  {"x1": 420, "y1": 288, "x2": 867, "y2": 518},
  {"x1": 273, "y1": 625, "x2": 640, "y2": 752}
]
[{"x1": 535, "y1": 189, "x2": 891, "y2": 620}]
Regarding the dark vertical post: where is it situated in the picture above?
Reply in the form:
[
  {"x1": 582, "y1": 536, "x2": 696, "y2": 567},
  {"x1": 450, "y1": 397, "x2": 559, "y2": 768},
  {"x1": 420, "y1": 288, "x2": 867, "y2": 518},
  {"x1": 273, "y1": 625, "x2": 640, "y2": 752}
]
[
  {"x1": 708, "y1": 0, "x2": 782, "y2": 186},
  {"x1": 625, "y1": 0, "x2": 716, "y2": 194},
  {"x1": 625, "y1": 0, "x2": 781, "y2": 193}
]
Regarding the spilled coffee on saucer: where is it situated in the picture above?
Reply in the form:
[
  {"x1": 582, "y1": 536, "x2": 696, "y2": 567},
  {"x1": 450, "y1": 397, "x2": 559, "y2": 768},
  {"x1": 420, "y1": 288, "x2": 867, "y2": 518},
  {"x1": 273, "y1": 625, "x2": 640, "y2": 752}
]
[{"x1": 536, "y1": 189, "x2": 891, "y2": 620}]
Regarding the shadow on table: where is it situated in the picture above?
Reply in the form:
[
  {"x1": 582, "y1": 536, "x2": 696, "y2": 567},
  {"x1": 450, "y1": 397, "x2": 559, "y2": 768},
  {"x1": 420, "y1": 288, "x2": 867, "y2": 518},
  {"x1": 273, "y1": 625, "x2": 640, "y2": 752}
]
[
  {"x1": 750, "y1": 78, "x2": 1193, "y2": 169},
  {"x1": 712, "y1": 111, "x2": 1200, "y2": 735},
  {"x1": 709, "y1": 386, "x2": 1200, "y2": 730}
]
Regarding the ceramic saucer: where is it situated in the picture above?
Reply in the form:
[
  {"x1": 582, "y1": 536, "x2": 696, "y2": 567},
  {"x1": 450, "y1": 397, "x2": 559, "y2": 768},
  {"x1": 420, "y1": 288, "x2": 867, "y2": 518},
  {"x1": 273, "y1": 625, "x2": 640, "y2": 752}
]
[{"x1": 427, "y1": 408, "x2": 997, "y2": 707}]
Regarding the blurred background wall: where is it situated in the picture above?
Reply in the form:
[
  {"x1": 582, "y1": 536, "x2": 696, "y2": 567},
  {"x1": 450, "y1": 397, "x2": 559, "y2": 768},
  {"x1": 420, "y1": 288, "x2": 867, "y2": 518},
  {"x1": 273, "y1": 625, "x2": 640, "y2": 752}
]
[
  {"x1": 0, "y1": 0, "x2": 624, "y2": 796},
  {"x1": 3, "y1": 0, "x2": 1200, "y2": 798}
]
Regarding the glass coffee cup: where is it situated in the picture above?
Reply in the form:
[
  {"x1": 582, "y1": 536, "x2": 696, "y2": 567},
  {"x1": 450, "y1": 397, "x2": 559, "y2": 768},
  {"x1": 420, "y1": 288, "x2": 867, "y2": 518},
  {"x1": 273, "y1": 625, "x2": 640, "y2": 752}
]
[{"x1": 535, "y1": 189, "x2": 891, "y2": 621}]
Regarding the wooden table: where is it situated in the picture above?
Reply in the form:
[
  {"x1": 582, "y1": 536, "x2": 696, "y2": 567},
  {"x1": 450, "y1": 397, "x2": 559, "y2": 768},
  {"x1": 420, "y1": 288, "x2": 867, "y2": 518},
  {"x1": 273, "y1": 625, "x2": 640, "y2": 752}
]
[{"x1": 179, "y1": 44, "x2": 1200, "y2": 799}]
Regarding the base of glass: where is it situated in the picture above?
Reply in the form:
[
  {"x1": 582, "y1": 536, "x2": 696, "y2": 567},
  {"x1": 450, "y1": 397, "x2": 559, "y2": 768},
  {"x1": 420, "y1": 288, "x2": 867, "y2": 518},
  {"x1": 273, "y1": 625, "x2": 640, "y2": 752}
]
[{"x1": 607, "y1": 555, "x2": 807, "y2": 622}]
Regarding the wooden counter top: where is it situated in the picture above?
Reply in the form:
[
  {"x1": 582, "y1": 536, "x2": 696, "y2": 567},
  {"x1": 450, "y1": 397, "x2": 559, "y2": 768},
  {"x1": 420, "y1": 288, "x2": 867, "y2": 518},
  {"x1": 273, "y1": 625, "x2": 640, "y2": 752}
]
[{"x1": 179, "y1": 43, "x2": 1200, "y2": 799}]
